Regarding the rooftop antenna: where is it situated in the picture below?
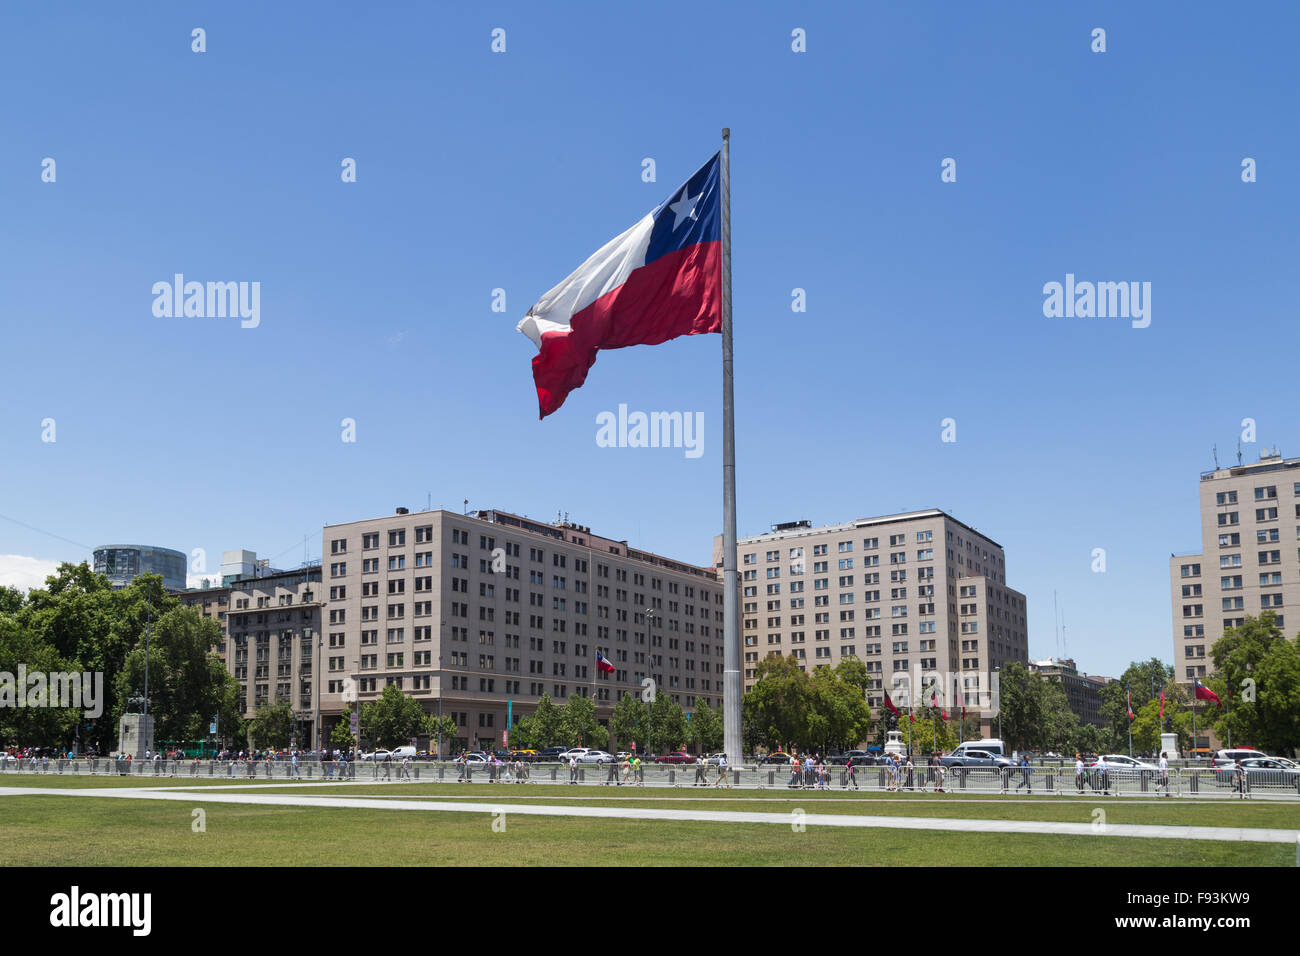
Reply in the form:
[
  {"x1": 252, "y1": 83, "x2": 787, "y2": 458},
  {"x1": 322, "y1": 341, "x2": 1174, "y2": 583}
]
[
  {"x1": 1237, "y1": 441, "x2": 1242, "y2": 465},
  {"x1": 463, "y1": 498, "x2": 469, "y2": 515},
  {"x1": 1054, "y1": 590, "x2": 1060, "y2": 659},
  {"x1": 1061, "y1": 606, "x2": 1067, "y2": 661},
  {"x1": 1212, "y1": 444, "x2": 1219, "y2": 469}
]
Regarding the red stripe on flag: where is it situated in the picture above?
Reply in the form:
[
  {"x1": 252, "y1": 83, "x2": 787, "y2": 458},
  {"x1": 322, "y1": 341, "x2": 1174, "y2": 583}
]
[{"x1": 531, "y1": 241, "x2": 722, "y2": 418}]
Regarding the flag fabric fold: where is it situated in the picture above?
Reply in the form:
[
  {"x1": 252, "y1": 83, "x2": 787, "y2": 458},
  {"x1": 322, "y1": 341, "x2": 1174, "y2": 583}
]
[
  {"x1": 517, "y1": 154, "x2": 723, "y2": 418},
  {"x1": 881, "y1": 690, "x2": 900, "y2": 717},
  {"x1": 595, "y1": 651, "x2": 615, "y2": 674},
  {"x1": 1192, "y1": 678, "x2": 1222, "y2": 708}
]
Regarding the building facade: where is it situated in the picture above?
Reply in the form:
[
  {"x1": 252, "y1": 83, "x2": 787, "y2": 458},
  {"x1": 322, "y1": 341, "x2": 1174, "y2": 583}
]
[
  {"x1": 93, "y1": 544, "x2": 187, "y2": 592},
  {"x1": 1027, "y1": 657, "x2": 1108, "y2": 727},
  {"x1": 179, "y1": 564, "x2": 322, "y2": 745},
  {"x1": 715, "y1": 510, "x2": 1028, "y2": 722},
  {"x1": 1169, "y1": 450, "x2": 1300, "y2": 683},
  {"x1": 319, "y1": 508, "x2": 723, "y2": 752}
]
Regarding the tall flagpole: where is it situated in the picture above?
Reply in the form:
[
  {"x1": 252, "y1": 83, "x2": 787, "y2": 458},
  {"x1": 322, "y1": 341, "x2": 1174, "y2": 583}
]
[{"x1": 720, "y1": 128, "x2": 741, "y2": 768}]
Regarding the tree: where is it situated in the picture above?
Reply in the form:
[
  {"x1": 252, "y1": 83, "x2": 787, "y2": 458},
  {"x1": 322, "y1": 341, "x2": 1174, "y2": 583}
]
[
  {"x1": 1210, "y1": 612, "x2": 1300, "y2": 755},
  {"x1": 559, "y1": 694, "x2": 606, "y2": 748},
  {"x1": 0, "y1": 615, "x2": 79, "y2": 748},
  {"x1": 360, "y1": 683, "x2": 427, "y2": 748},
  {"x1": 113, "y1": 605, "x2": 235, "y2": 747},
  {"x1": 741, "y1": 655, "x2": 811, "y2": 752},
  {"x1": 996, "y1": 662, "x2": 1042, "y2": 753},
  {"x1": 248, "y1": 701, "x2": 293, "y2": 750},
  {"x1": 648, "y1": 693, "x2": 688, "y2": 754},
  {"x1": 425, "y1": 714, "x2": 459, "y2": 756},
  {"x1": 530, "y1": 694, "x2": 562, "y2": 748},
  {"x1": 609, "y1": 692, "x2": 648, "y2": 752},
  {"x1": 685, "y1": 700, "x2": 724, "y2": 754},
  {"x1": 330, "y1": 714, "x2": 356, "y2": 751},
  {"x1": 808, "y1": 664, "x2": 872, "y2": 753}
]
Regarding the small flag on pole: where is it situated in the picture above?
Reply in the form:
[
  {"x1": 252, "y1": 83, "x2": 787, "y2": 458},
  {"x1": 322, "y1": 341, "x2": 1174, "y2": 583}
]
[
  {"x1": 595, "y1": 651, "x2": 615, "y2": 673},
  {"x1": 1193, "y1": 678, "x2": 1222, "y2": 708},
  {"x1": 1159, "y1": 688, "x2": 1165, "y2": 720},
  {"x1": 881, "y1": 690, "x2": 900, "y2": 717},
  {"x1": 1127, "y1": 688, "x2": 1135, "y2": 721}
]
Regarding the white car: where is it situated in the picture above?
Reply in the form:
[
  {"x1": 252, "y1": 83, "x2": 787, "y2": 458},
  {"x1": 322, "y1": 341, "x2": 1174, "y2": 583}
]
[
  {"x1": 1095, "y1": 754, "x2": 1158, "y2": 775},
  {"x1": 701, "y1": 753, "x2": 730, "y2": 766},
  {"x1": 576, "y1": 750, "x2": 615, "y2": 764},
  {"x1": 558, "y1": 748, "x2": 591, "y2": 762},
  {"x1": 361, "y1": 749, "x2": 392, "y2": 762}
]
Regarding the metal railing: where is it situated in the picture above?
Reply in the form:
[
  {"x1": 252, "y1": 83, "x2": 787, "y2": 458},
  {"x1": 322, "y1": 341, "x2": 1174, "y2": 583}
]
[{"x1": 3, "y1": 757, "x2": 1296, "y2": 799}]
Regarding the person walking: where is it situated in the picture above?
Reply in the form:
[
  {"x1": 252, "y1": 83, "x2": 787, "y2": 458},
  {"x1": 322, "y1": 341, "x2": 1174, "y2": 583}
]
[
  {"x1": 693, "y1": 758, "x2": 708, "y2": 787},
  {"x1": 904, "y1": 754, "x2": 915, "y2": 792},
  {"x1": 1156, "y1": 752, "x2": 1169, "y2": 796},
  {"x1": 789, "y1": 755, "x2": 801, "y2": 789},
  {"x1": 1074, "y1": 753, "x2": 1086, "y2": 794},
  {"x1": 568, "y1": 753, "x2": 579, "y2": 784},
  {"x1": 713, "y1": 753, "x2": 731, "y2": 788},
  {"x1": 1016, "y1": 753, "x2": 1032, "y2": 793},
  {"x1": 620, "y1": 754, "x2": 632, "y2": 785},
  {"x1": 1096, "y1": 754, "x2": 1110, "y2": 795},
  {"x1": 845, "y1": 756, "x2": 859, "y2": 790},
  {"x1": 1233, "y1": 758, "x2": 1249, "y2": 800}
]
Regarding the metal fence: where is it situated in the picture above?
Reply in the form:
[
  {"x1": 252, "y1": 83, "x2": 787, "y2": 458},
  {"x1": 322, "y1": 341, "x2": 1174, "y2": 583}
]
[{"x1": 3, "y1": 757, "x2": 1296, "y2": 799}]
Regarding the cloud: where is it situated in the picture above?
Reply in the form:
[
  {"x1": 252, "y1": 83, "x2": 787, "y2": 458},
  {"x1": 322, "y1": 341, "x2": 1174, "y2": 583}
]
[{"x1": 0, "y1": 555, "x2": 63, "y2": 592}]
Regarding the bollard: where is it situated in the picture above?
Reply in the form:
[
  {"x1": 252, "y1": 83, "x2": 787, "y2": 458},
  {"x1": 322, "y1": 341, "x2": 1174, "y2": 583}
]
[
  {"x1": 1189, "y1": 771, "x2": 1198, "y2": 793},
  {"x1": 550, "y1": 767, "x2": 558, "y2": 782},
  {"x1": 733, "y1": 769, "x2": 740, "y2": 787},
  {"x1": 439, "y1": 765, "x2": 445, "y2": 781},
  {"x1": 879, "y1": 769, "x2": 887, "y2": 789},
  {"x1": 1141, "y1": 772, "x2": 1149, "y2": 793},
  {"x1": 1046, "y1": 772, "x2": 1054, "y2": 792},
  {"x1": 668, "y1": 770, "x2": 675, "y2": 785}
]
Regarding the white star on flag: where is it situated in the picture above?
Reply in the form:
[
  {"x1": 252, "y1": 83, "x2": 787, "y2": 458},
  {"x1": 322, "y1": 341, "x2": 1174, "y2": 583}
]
[{"x1": 669, "y1": 185, "x2": 701, "y2": 230}]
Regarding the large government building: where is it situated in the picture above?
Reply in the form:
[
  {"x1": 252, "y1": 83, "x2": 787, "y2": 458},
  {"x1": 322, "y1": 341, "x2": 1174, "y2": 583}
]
[
  {"x1": 715, "y1": 509, "x2": 1028, "y2": 726},
  {"x1": 1169, "y1": 449, "x2": 1300, "y2": 683}
]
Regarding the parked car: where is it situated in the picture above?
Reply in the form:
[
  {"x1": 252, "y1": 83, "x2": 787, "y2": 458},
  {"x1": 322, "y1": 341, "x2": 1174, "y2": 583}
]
[
  {"x1": 361, "y1": 749, "x2": 392, "y2": 762},
  {"x1": 1213, "y1": 756, "x2": 1300, "y2": 790},
  {"x1": 940, "y1": 749, "x2": 1013, "y2": 769},
  {"x1": 508, "y1": 750, "x2": 538, "y2": 762},
  {"x1": 829, "y1": 750, "x2": 872, "y2": 766},
  {"x1": 759, "y1": 752, "x2": 793, "y2": 764},
  {"x1": 701, "y1": 753, "x2": 730, "y2": 766},
  {"x1": 654, "y1": 751, "x2": 696, "y2": 765},
  {"x1": 457, "y1": 752, "x2": 490, "y2": 765},
  {"x1": 577, "y1": 750, "x2": 616, "y2": 764},
  {"x1": 537, "y1": 747, "x2": 569, "y2": 762},
  {"x1": 390, "y1": 746, "x2": 416, "y2": 760},
  {"x1": 558, "y1": 748, "x2": 593, "y2": 762},
  {"x1": 1211, "y1": 748, "x2": 1264, "y2": 767},
  {"x1": 1092, "y1": 754, "x2": 1158, "y2": 776}
]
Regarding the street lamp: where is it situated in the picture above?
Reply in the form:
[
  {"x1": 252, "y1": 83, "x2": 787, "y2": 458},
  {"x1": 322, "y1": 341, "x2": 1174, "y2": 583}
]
[
  {"x1": 644, "y1": 608, "x2": 656, "y2": 755},
  {"x1": 994, "y1": 665, "x2": 1002, "y2": 742}
]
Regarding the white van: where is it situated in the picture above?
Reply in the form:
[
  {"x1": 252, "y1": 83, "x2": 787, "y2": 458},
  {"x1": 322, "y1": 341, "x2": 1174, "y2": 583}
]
[
  {"x1": 390, "y1": 746, "x2": 416, "y2": 760},
  {"x1": 950, "y1": 739, "x2": 1006, "y2": 758}
]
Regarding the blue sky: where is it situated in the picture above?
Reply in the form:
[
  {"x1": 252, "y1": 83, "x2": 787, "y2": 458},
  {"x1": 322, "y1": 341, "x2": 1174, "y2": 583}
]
[{"x1": 1, "y1": 2, "x2": 1296, "y2": 678}]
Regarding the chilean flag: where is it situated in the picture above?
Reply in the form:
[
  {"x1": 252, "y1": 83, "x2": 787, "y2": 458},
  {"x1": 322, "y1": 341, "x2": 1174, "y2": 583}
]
[
  {"x1": 881, "y1": 690, "x2": 900, "y2": 717},
  {"x1": 517, "y1": 154, "x2": 722, "y2": 418},
  {"x1": 931, "y1": 690, "x2": 948, "y2": 721},
  {"x1": 1126, "y1": 688, "x2": 1135, "y2": 721},
  {"x1": 1193, "y1": 678, "x2": 1222, "y2": 708},
  {"x1": 595, "y1": 651, "x2": 615, "y2": 674}
]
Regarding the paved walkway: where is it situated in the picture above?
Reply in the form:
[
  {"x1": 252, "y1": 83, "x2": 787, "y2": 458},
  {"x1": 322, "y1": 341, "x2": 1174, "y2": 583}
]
[{"x1": 3, "y1": 786, "x2": 1296, "y2": 844}]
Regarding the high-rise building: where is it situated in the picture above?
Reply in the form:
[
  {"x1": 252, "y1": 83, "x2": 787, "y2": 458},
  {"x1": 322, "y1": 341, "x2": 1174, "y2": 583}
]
[
  {"x1": 93, "y1": 544, "x2": 187, "y2": 592},
  {"x1": 1169, "y1": 448, "x2": 1300, "y2": 683},
  {"x1": 319, "y1": 507, "x2": 723, "y2": 751},
  {"x1": 715, "y1": 509, "x2": 1028, "y2": 724}
]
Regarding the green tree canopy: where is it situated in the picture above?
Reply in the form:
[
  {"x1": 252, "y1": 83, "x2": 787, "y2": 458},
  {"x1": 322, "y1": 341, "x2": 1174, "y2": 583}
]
[
  {"x1": 360, "y1": 683, "x2": 427, "y2": 748},
  {"x1": 609, "y1": 692, "x2": 648, "y2": 752},
  {"x1": 248, "y1": 701, "x2": 294, "y2": 750}
]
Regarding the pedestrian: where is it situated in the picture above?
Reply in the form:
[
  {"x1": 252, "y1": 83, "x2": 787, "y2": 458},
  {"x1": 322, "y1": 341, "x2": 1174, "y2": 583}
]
[
  {"x1": 1096, "y1": 754, "x2": 1110, "y2": 795},
  {"x1": 1233, "y1": 758, "x2": 1249, "y2": 800},
  {"x1": 400, "y1": 756, "x2": 411, "y2": 781},
  {"x1": 619, "y1": 754, "x2": 631, "y2": 785},
  {"x1": 714, "y1": 753, "x2": 731, "y2": 788},
  {"x1": 1074, "y1": 753, "x2": 1086, "y2": 794},
  {"x1": 904, "y1": 754, "x2": 914, "y2": 791},
  {"x1": 788, "y1": 755, "x2": 800, "y2": 789},
  {"x1": 568, "y1": 753, "x2": 579, "y2": 784},
  {"x1": 1157, "y1": 751, "x2": 1169, "y2": 796},
  {"x1": 693, "y1": 758, "x2": 708, "y2": 787},
  {"x1": 933, "y1": 753, "x2": 946, "y2": 793},
  {"x1": 1016, "y1": 753, "x2": 1032, "y2": 792},
  {"x1": 845, "y1": 756, "x2": 859, "y2": 790}
]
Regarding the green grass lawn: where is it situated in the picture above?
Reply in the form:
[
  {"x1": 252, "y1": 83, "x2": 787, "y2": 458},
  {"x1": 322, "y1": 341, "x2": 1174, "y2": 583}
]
[
  {"x1": 2, "y1": 774, "x2": 1298, "y2": 866},
  {"x1": 0, "y1": 794, "x2": 1293, "y2": 866}
]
